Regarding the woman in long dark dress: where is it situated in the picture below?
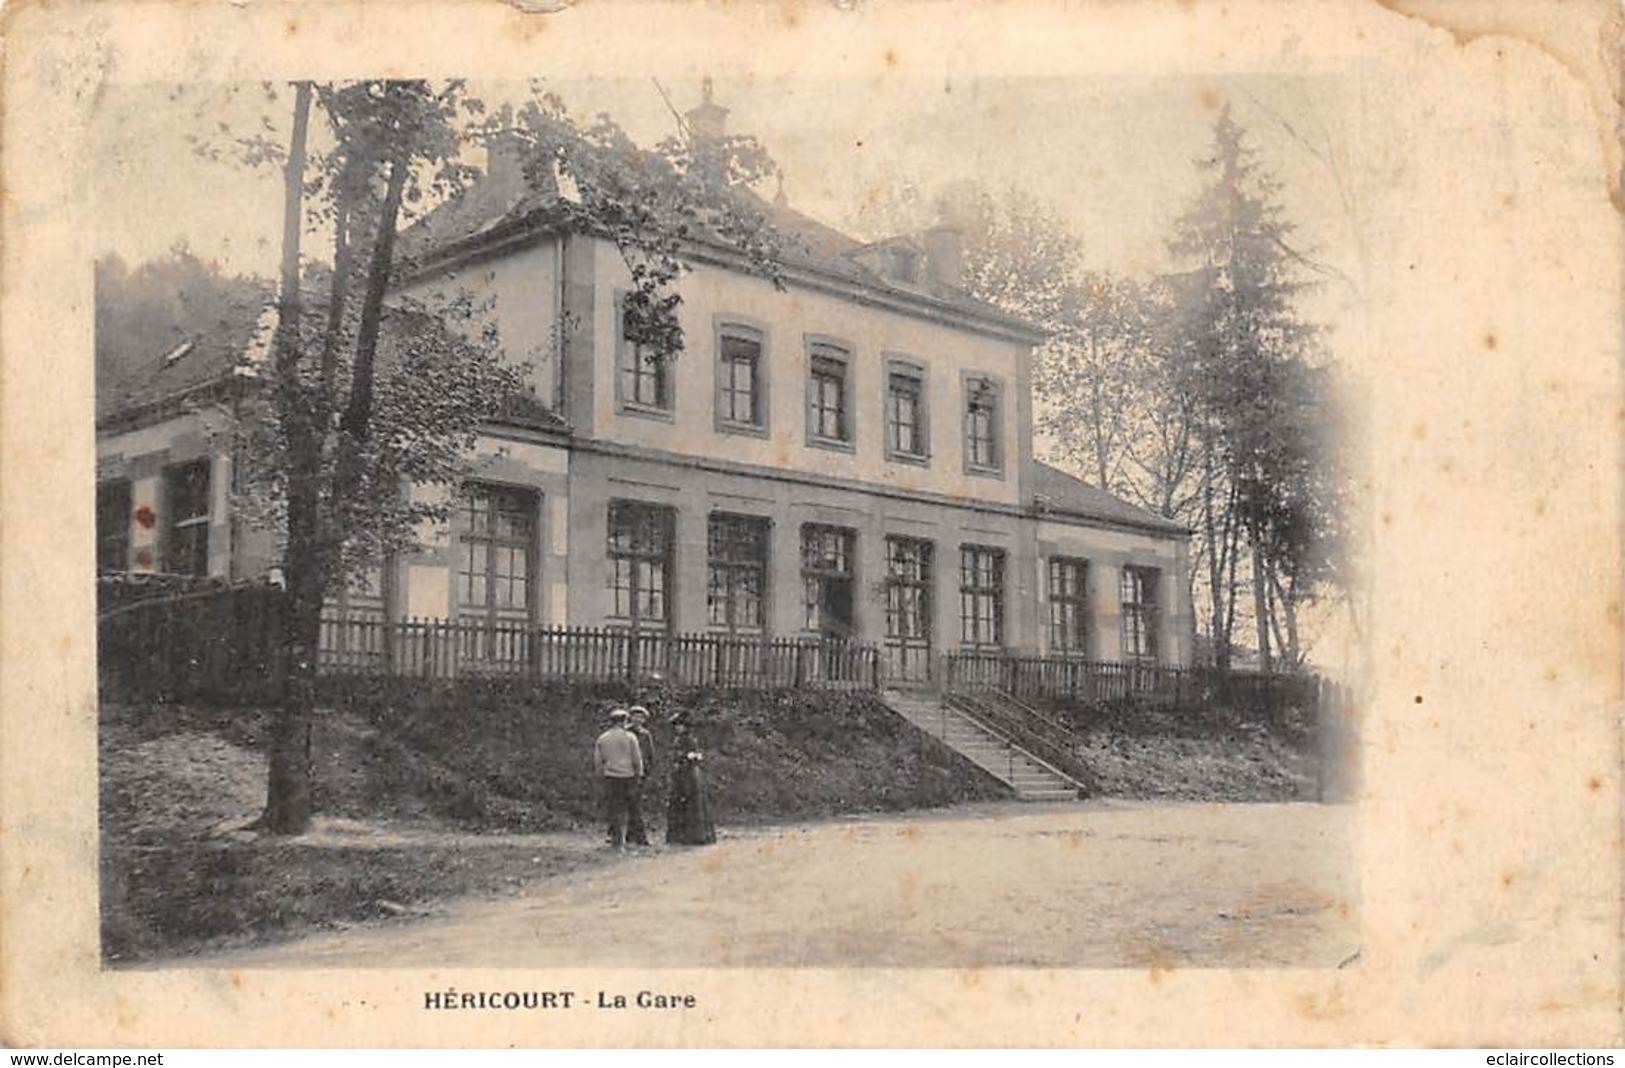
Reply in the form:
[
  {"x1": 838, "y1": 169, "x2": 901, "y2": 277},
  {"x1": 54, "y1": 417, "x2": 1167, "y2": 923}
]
[{"x1": 664, "y1": 711, "x2": 716, "y2": 845}]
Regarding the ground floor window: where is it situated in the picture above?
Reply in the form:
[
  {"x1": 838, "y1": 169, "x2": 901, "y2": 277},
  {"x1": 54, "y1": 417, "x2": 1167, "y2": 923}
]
[
  {"x1": 801, "y1": 524, "x2": 856, "y2": 637},
  {"x1": 707, "y1": 512, "x2": 770, "y2": 632},
  {"x1": 456, "y1": 484, "x2": 537, "y2": 626},
  {"x1": 958, "y1": 544, "x2": 1006, "y2": 648},
  {"x1": 322, "y1": 557, "x2": 392, "y2": 668},
  {"x1": 1120, "y1": 565, "x2": 1160, "y2": 662},
  {"x1": 162, "y1": 459, "x2": 211, "y2": 576},
  {"x1": 97, "y1": 479, "x2": 131, "y2": 573},
  {"x1": 886, "y1": 537, "x2": 934, "y2": 640},
  {"x1": 608, "y1": 499, "x2": 675, "y2": 631},
  {"x1": 884, "y1": 535, "x2": 934, "y2": 681},
  {"x1": 1047, "y1": 556, "x2": 1089, "y2": 655}
]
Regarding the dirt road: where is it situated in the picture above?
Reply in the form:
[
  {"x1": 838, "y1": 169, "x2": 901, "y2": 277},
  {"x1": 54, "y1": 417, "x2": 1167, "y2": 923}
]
[{"x1": 208, "y1": 801, "x2": 1356, "y2": 969}]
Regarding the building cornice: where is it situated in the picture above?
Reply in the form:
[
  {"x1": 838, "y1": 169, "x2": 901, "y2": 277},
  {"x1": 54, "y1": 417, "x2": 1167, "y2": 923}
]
[
  {"x1": 96, "y1": 375, "x2": 243, "y2": 436},
  {"x1": 567, "y1": 437, "x2": 1187, "y2": 540}
]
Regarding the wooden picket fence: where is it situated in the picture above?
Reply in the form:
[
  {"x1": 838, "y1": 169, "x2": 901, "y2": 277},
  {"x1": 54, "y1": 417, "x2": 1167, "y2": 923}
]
[
  {"x1": 319, "y1": 613, "x2": 881, "y2": 690},
  {"x1": 99, "y1": 582, "x2": 1344, "y2": 720},
  {"x1": 97, "y1": 582, "x2": 289, "y2": 703}
]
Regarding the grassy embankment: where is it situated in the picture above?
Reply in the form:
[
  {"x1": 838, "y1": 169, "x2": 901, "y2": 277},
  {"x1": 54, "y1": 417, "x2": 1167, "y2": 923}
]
[
  {"x1": 1048, "y1": 694, "x2": 1328, "y2": 802},
  {"x1": 100, "y1": 681, "x2": 1003, "y2": 963}
]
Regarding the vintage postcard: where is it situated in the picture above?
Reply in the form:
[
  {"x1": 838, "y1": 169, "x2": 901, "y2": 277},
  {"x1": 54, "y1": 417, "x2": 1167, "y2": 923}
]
[{"x1": 0, "y1": 0, "x2": 1620, "y2": 1049}]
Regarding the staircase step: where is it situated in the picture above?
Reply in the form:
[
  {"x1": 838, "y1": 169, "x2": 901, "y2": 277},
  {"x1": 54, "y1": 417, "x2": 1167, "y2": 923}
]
[{"x1": 880, "y1": 690, "x2": 1086, "y2": 801}]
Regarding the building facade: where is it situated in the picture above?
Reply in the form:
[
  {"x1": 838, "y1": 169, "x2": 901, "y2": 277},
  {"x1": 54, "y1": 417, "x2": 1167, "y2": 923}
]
[{"x1": 95, "y1": 100, "x2": 1194, "y2": 682}]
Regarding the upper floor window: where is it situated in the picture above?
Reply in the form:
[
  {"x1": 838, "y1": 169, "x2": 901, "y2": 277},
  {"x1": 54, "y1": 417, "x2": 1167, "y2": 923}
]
[
  {"x1": 886, "y1": 361, "x2": 928, "y2": 463},
  {"x1": 97, "y1": 479, "x2": 131, "y2": 573},
  {"x1": 959, "y1": 545, "x2": 1006, "y2": 648},
  {"x1": 1120, "y1": 565, "x2": 1160, "y2": 662},
  {"x1": 716, "y1": 323, "x2": 766, "y2": 433},
  {"x1": 963, "y1": 375, "x2": 1003, "y2": 474},
  {"x1": 457, "y1": 484, "x2": 537, "y2": 626},
  {"x1": 806, "y1": 341, "x2": 852, "y2": 449},
  {"x1": 1048, "y1": 557, "x2": 1089, "y2": 655},
  {"x1": 608, "y1": 500, "x2": 675, "y2": 631},
  {"x1": 617, "y1": 298, "x2": 672, "y2": 414},
  {"x1": 707, "y1": 512, "x2": 770, "y2": 632},
  {"x1": 162, "y1": 459, "x2": 211, "y2": 576}
]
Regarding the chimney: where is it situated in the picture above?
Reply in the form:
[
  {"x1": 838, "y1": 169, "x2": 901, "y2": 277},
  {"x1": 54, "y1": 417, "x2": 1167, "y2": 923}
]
[
  {"x1": 484, "y1": 106, "x2": 531, "y2": 210},
  {"x1": 486, "y1": 133, "x2": 527, "y2": 203},
  {"x1": 685, "y1": 77, "x2": 730, "y2": 143},
  {"x1": 920, "y1": 224, "x2": 965, "y2": 290}
]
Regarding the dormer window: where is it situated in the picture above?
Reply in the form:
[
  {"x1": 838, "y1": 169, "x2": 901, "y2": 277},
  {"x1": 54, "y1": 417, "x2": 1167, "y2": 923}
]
[
  {"x1": 161, "y1": 339, "x2": 195, "y2": 367},
  {"x1": 888, "y1": 247, "x2": 919, "y2": 284}
]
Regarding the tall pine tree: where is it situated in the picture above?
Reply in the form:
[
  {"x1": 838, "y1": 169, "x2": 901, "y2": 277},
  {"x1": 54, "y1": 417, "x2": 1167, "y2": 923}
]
[{"x1": 1166, "y1": 104, "x2": 1336, "y2": 671}]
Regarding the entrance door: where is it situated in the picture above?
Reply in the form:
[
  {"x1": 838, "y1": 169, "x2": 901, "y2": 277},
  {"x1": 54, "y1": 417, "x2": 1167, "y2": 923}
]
[
  {"x1": 819, "y1": 579, "x2": 854, "y2": 639},
  {"x1": 801, "y1": 524, "x2": 857, "y2": 682},
  {"x1": 883, "y1": 535, "x2": 934, "y2": 683}
]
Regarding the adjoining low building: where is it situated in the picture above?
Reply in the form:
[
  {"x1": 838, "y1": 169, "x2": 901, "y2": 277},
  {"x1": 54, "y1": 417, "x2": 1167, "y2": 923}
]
[{"x1": 95, "y1": 90, "x2": 1193, "y2": 686}]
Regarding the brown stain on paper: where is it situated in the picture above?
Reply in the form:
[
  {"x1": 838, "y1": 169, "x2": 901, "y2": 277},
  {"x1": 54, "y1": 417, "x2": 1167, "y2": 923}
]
[{"x1": 1374, "y1": 0, "x2": 1624, "y2": 212}]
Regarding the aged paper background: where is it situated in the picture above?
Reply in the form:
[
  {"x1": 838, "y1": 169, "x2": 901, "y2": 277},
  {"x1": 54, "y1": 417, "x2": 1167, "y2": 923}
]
[{"x1": 1, "y1": 0, "x2": 1621, "y2": 1047}]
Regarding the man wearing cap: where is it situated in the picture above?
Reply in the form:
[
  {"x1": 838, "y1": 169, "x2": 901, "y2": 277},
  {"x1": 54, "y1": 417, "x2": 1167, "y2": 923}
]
[
  {"x1": 593, "y1": 708, "x2": 645, "y2": 849},
  {"x1": 626, "y1": 707, "x2": 656, "y2": 846}
]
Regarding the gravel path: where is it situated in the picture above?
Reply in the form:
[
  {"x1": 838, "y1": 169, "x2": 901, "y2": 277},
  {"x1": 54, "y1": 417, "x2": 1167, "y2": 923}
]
[{"x1": 206, "y1": 801, "x2": 1356, "y2": 969}]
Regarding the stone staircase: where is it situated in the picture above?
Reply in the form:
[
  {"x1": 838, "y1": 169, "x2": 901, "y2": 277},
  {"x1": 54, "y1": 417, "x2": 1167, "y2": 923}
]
[{"x1": 881, "y1": 688, "x2": 1084, "y2": 802}]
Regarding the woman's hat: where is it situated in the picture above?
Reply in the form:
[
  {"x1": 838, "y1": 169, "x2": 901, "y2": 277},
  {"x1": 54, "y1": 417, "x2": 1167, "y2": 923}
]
[
  {"x1": 608, "y1": 708, "x2": 630, "y2": 720},
  {"x1": 628, "y1": 705, "x2": 650, "y2": 718}
]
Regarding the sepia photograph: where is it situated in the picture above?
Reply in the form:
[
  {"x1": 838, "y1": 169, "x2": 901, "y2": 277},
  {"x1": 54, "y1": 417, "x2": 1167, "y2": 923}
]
[
  {"x1": 91, "y1": 69, "x2": 1361, "y2": 971},
  {"x1": 3, "y1": 0, "x2": 1620, "y2": 1048}
]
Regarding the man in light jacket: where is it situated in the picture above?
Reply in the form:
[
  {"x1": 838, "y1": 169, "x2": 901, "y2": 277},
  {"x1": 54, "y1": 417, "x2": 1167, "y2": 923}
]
[
  {"x1": 594, "y1": 708, "x2": 645, "y2": 849},
  {"x1": 626, "y1": 706, "x2": 656, "y2": 846}
]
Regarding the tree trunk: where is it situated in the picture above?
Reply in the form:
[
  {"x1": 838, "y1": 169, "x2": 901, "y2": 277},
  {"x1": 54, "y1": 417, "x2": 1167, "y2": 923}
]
[
  {"x1": 262, "y1": 81, "x2": 318, "y2": 836},
  {"x1": 1201, "y1": 441, "x2": 1227, "y2": 668},
  {"x1": 1220, "y1": 484, "x2": 1241, "y2": 665},
  {"x1": 1251, "y1": 519, "x2": 1272, "y2": 673},
  {"x1": 340, "y1": 148, "x2": 409, "y2": 444},
  {"x1": 1269, "y1": 568, "x2": 1302, "y2": 670},
  {"x1": 318, "y1": 194, "x2": 353, "y2": 419},
  {"x1": 1089, "y1": 334, "x2": 1109, "y2": 489}
]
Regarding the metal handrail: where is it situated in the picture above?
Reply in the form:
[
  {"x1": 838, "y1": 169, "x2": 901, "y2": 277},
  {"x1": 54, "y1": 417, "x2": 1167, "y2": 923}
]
[
  {"x1": 944, "y1": 691, "x2": 1090, "y2": 794},
  {"x1": 982, "y1": 687, "x2": 1076, "y2": 737}
]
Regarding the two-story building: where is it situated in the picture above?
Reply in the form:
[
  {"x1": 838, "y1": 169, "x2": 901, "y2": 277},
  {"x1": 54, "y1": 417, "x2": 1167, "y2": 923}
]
[{"x1": 95, "y1": 91, "x2": 1193, "y2": 683}]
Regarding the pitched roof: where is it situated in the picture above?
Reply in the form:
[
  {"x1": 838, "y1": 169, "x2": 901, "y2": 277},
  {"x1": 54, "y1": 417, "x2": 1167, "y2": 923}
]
[
  {"x1": 1032, "y1": 461, "x2": 1190, "y2": 536},
  {"x1": 96, "y1": 281, "x2": 570, "y2": 436},
  {"x1": 95, "y1": 271, "x2": 274, "y2": 424},
  {"x1": 395, "y1": 167, "x2": 1041, "y2": 340}
]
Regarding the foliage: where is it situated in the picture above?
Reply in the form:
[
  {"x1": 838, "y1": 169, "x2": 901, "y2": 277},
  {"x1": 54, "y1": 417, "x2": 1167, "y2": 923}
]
[
  {"x1": 94, "y1": 249, "x2": 270, "y2": 402},
  {"x1": 200, "y1": 78, "x2": 793, "y2": 832},
  {"x1": 884, "y1": 110, "x2": 1346, "y2": 672},
  {"x1": 1163, "y1": 104, "x2": 1342, "y2": 669},
  {"x1": 500, "y1": 89, "x2": 788, "y2": 357},
  {"x1": 229, "y1": 294, "x2": 523, "y2": 581}
]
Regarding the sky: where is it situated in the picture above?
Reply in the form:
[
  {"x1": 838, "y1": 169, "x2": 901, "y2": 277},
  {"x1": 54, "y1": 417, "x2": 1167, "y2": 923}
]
[{"x1": 90, "y1": 72, "x2": 1365, "y2": 330}]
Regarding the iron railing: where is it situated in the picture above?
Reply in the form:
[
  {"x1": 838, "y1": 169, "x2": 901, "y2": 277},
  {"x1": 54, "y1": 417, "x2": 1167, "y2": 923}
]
[
  {"x1": 944, "y1": 688, "x2": 1094, "y2": 795},
  {"x1": 942, "y1": 650, "x2": 1319, "y2": 712}
]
